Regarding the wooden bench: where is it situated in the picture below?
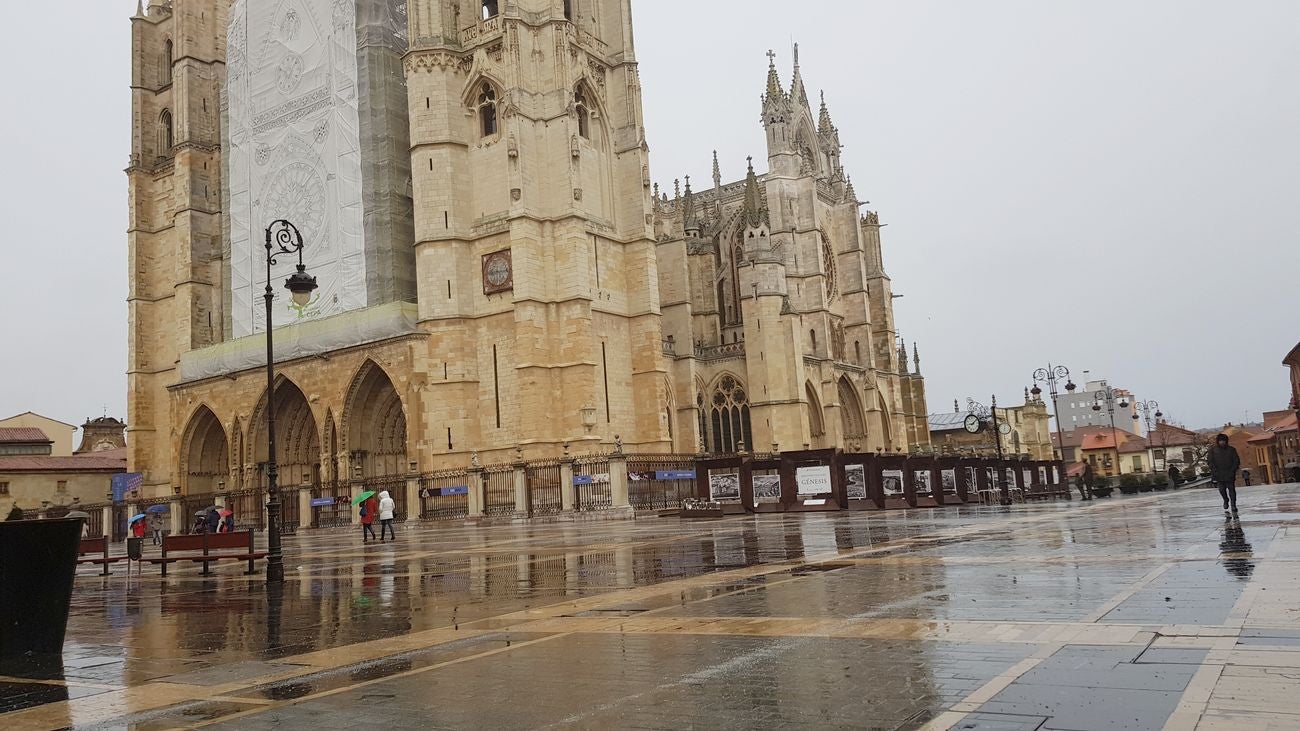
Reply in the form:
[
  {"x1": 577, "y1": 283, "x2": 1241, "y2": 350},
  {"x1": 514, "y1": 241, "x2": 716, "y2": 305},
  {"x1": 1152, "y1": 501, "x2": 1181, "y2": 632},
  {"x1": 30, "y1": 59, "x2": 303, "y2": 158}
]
[
  {"x1": 151, "y1": 530, "x2": 266, "y2": 576},
  {"x1": 76, "y1": 536, "x2": 126, "y2": 576}
]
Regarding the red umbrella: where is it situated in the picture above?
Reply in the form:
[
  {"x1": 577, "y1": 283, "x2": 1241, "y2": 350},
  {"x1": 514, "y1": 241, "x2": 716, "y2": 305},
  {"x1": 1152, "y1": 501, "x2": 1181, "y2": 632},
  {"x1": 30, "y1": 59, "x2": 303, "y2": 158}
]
[{"x1": 218, "y1": 509, "x2": 233, "y2": 517}]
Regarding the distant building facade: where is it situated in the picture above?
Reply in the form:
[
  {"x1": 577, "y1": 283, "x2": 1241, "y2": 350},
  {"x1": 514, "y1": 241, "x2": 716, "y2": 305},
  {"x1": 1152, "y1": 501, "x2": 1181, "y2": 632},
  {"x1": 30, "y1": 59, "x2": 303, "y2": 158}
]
[
  {"x1": 0, "y1": 412, "x2": 77, "y2": 457},
  {"x1": 1054, "y1": 379, "x2": 1143, "y2": 435},
  {"x1": 928, "y1": 391, "x2": 1052, "y2": 460},
  {"x1": 0, "y1": 417, "x2": 128, "y2": 515}
]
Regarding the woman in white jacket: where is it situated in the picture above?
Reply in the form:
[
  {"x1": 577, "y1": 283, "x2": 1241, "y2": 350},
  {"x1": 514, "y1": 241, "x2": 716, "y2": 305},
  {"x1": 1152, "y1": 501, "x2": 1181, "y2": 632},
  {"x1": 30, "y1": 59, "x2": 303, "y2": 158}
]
[{"x1": 377, "y1": 490, "x2": 397, "y2": 541}]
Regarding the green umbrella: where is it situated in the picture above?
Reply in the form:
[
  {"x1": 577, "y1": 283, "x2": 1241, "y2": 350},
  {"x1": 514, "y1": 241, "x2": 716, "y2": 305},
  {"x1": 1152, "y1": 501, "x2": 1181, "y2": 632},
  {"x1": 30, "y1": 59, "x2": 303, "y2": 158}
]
[{"x1": 350, "y1": 490, "x2": 377, "y2": 506}]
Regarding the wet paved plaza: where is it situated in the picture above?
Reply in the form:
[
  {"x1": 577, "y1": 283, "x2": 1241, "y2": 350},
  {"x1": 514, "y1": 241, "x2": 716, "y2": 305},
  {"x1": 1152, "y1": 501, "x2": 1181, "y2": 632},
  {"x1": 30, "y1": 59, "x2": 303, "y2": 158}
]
[{"x1": 4, "y1": 485, "x2": 1300, "y2": 730}]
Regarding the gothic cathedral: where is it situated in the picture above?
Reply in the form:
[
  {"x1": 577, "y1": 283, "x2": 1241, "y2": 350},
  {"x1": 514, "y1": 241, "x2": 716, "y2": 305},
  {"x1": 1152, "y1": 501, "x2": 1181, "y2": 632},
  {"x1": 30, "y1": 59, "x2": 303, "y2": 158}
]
[{"x1": 126, "y1": 0, "x2": 929, "y2": 497}]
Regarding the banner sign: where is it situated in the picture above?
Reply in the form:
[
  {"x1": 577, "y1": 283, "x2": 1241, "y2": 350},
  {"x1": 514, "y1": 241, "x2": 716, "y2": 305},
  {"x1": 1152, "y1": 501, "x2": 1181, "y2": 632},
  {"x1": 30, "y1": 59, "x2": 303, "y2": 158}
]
[
  {"x1": 656, "y1": 470, "x2": 696, "y2": 480},
  {"x1": 111, "y1": 473, "x2": 143, "y2": 504},
  {"x1": 310, "y1": 497, "x2": 336, "y2": 508},
  {"x1": 441, "y1": 486, "x2": 469, "y2": 496}
]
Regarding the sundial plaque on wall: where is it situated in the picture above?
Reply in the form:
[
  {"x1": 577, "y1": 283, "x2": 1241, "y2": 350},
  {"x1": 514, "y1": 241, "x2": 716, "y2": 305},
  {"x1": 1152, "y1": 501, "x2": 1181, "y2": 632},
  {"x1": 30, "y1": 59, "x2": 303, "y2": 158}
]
[{"x1": 482, "y1": 249, "x2": 513, "y2": 295}]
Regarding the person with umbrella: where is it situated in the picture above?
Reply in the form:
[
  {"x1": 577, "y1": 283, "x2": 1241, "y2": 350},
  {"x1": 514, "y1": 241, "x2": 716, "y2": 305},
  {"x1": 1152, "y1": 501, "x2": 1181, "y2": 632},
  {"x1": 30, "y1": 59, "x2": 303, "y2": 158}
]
[
  {"x1": 219, "y1": 509, "x2": 235, "y2": 533},
  {"x1": 130, "y1": 513, "x2": 148, "y2": 540},
  {"x1": 353, "y1": 490, "x2": 378, "y2": 543},
  {"x1": 205, "y1": 506, "x2": 221, "y2": 534},
  {"x1": 147, "y1": 507, "x2": 166, "y2": 545},
  {"x1": 193, "y1": 510, "x2": 208, "y2": 534}
]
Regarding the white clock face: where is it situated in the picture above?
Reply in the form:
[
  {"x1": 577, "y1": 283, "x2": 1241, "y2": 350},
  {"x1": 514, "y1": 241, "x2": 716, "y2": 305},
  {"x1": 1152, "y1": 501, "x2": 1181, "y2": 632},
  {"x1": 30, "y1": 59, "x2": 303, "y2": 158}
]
[
  {"x1": 964, "y1": 414, "x2": 982, "y2": 434},
  {"x1": 999, "y1": 423, "x2": 1013, "y2": 435}
]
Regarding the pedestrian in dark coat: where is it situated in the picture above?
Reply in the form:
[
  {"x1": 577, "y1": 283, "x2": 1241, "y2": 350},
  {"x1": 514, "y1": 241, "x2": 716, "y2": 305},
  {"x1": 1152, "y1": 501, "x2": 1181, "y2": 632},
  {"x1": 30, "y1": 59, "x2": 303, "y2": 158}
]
[
  {"x1": 206, "y1": 508, "x2": 221, "y2": 533},
  {"x1": 6, "y1": 503, "x2": 24, "y2": 521},
  {"x1": 1207, "y1": 433, "x2": 1241, "y2": 514},
  {"x1": 1168, "y1": 464, "x2": 1181, "y2": 485}
]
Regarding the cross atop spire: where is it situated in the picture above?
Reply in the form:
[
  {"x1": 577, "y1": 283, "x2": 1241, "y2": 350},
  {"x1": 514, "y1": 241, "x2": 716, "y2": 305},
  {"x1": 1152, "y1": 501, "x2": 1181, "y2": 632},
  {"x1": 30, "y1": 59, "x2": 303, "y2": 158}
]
[{"x1": 766, "y1": 49, "x2": 776, "y2": 65}]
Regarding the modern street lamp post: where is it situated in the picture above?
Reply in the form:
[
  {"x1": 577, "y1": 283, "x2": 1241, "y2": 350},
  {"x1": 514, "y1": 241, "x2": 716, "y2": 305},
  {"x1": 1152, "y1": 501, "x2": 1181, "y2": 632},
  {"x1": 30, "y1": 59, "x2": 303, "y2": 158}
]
[
  {"x1": 261, "y1": 220, "x2": 318, "y2": 584},
  {"x1": 1131, "y1": 399, "x2": 1162, "y2": 474},
  {"x1": 1091, "y1": 384, "x2": 1129, "y2": 478},
  {"x1": 1030, "y1": 364, "x2": 1076, "y2": 463}
]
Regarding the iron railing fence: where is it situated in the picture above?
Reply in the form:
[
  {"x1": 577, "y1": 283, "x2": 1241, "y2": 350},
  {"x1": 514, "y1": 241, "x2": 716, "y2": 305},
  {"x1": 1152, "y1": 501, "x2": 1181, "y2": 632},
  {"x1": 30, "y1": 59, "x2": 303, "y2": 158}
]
[
  {"x1": 525, "y1": 460, "x2": 563, "y2": 516},
  {"x1": 574, "y1": 455, "x2": 612, "y2": 511},
  {"x1": 418, "y1": 469, "x2": 471, "y2": 521},
  {"x1": 483, "y1": 465, "x2": 516, "y2": 516},
  {"x1": 626, "y1": 453, "x2": 699, "y2": 511}
]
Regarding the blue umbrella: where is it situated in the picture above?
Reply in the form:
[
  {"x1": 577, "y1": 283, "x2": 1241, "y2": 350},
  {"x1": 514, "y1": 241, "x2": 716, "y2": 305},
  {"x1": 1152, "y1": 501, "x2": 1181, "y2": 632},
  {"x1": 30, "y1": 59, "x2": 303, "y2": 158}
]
[
  {"x1": 129, "y1": 513, "x2": 147, "y2": 524},
  {"x1": 145, "y1": 504, "x2": 169, "y2": 513}
]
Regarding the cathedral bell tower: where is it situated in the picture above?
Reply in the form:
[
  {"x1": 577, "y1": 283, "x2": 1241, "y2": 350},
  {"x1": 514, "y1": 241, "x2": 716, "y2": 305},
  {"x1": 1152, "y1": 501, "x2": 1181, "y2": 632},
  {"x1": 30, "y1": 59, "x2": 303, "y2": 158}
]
[
  {"x1": 126, "y1": 0, "x2": 229, "y2": 490},
  {"x1": 404, "y1": 0, "x2": 669, "y2": 456}
]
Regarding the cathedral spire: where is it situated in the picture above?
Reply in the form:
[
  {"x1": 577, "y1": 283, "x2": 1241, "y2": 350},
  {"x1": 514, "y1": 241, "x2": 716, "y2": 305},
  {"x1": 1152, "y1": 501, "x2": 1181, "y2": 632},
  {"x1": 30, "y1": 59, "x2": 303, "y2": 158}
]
[
  {"x1": 763, "y1": 49, "x2": 785, "y2": 103},
  {"x1": 818, "y1": 91, "x2": 837, "y2": 137},
  {"x1": 898, "y1": 337, "x2": 909, "y2": 375},
  {"x1": 682, "y1": 175, "x2": 699, "y2": 233},
  {"x1": 913, "y1": 343, "x2": 921, "y2": 375},
  {"x1": 711, "y1": 150, "x2": 721, "y2": 188},
  {"x1": 742, "y1": 157, "x2": 769, "y2": 229},
  {"x1": 790, "y1": 42, "x2": 809, "y2": 107}
]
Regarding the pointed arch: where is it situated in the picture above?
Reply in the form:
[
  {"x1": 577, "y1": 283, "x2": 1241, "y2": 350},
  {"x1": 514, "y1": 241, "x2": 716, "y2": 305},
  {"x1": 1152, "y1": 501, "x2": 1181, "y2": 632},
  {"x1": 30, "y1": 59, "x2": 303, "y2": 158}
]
[
  {"x1": 463, "y1": 75, "x2": 505, "y2": 139},
  {"x1": 249, "y1": 375, "x2": 321, "y2": 489},
  {"x1": 704, "y1": 372, "x2": 752, "y2": 454},
  {"x1": 805, "y1": 381, "x2": 825, "y2": 439},
  {"x1": 875, "y1": 390, "x2": 895, "y2": 449},
  {"x1": 342, "y1": 359, "x2": 407, "y2": 478},
  {"x1": 179, "y1": 404, "x2": 228, "y2": 495},
  {"x1": 159, "y1": 109, "x2": 174, "y2": 154},
  {"x1": 574, "y1": 80, "x2": 592, "y2": 139},
  {"x1": 838, "y1": 376, "x2": 867, "y2": 441},
  {"x1": 162, "y1": 39, "x2": 173, "y2": 86}
]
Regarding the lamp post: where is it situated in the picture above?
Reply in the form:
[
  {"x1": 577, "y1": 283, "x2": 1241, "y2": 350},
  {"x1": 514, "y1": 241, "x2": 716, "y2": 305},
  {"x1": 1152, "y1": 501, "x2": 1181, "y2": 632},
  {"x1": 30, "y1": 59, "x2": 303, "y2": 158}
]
[
  {"x1": 966, "y1": 396, "x2": 1010, "y2": 504},
  {"x1": 1131, "y1": 399, "x2": 1162, "y2": 474},
  {"x1": 1091, "y1": 384, "x2": 1129, "y2": 478},
  {"x1": 1030, "y1": 364, "x2": 1076, "y2": 462},
  {"x1": 261, "y1": 219, "x2": 318, "y2": 584}
]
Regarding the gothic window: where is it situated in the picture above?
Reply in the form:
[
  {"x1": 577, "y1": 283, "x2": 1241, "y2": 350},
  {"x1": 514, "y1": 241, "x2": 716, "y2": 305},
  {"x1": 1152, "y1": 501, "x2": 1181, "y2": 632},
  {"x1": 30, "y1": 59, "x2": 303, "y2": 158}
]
[
  {"x1": 822, "y1": 236, "x2": 838, "y2": 301},
  {"x1": 159, "y1": 109, "x2": 174, "y2": 154},
  {"x1": 725, "y1": 234, "x2": 744, "y2": 326},
  {"x1": 482, "y1": 1, "x2": 499, "y2": 20},
  {"x1": 162, "y1": 40, "x2": 173, "y2": 86},
  {"x1": 574, "y1": 82, "x2": 590, "y2": 139},
  {"x1": 477, "y1": 83, "x2": 498, "y2": 138},
  {"x1": 706, "y1": 376, "x2": 752, "y2": 454}
]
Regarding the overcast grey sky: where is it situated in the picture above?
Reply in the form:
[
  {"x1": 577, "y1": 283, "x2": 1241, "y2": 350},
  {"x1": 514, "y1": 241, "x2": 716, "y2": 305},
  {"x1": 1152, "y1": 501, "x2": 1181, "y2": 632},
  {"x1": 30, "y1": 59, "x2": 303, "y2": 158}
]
[{"x1": 1, "y1": 1, "x2": 1297, "y2": 434}]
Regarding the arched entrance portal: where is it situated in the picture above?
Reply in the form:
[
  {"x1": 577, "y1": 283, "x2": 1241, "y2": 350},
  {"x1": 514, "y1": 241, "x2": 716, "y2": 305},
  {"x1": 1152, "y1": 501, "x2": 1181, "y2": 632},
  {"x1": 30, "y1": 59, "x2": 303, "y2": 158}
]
[
  {"x1": 251, "y1": 377, "x2": 321, "y2": 489},
  {"x1": 180, "y1": 405, "x2": 228, "y2": 494},
  {"x1": 343, "y1": 361, "x2": 407, "y2": 477}
]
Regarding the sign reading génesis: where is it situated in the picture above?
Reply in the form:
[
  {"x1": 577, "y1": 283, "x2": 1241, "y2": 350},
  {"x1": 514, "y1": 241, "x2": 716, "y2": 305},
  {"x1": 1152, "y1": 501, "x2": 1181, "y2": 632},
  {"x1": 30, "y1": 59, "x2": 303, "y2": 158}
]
[{"x1": 795, "y1": 465, "x2": 833, "y2": 496}]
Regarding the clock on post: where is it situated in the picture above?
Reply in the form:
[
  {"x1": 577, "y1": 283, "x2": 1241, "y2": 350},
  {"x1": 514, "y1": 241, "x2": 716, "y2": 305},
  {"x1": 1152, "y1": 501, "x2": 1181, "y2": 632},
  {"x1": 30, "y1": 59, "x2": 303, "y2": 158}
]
[{"x1": 482, "y1": 249, "x2": 513, "y2": 295}]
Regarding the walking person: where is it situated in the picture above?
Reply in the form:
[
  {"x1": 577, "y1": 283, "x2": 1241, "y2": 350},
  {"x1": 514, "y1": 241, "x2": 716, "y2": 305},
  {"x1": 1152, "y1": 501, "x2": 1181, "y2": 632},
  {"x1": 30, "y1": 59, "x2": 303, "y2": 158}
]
[
  {"x1": 377, "y1": 490, "x2": 396, "y2": 542},
  {"x1": 147, "y1": 512, "x2": 164, "y2": 545},
  {"x1": 5, "y1": 503, "x2": 23, "y2": 521},
  {"x1": 360, "y1": 494, "x2": 378, "y2": 543},
  {"x1": 1168, "y1": 463, "x2": 1181, "y2": 486},
  {"x1": 1208, "y1": 433, "x2": 1241, "y2": 516},
  {"x1": 1241, "y1": 468, "x2": 1252, "y2": 486}
]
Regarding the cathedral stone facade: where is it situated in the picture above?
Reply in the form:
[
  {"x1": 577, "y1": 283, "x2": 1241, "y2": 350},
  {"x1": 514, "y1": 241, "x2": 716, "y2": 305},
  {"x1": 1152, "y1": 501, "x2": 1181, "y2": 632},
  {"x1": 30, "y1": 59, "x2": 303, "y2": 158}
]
[{"x1": 126, "y1": 0, "x2": 929, "y2": 498}]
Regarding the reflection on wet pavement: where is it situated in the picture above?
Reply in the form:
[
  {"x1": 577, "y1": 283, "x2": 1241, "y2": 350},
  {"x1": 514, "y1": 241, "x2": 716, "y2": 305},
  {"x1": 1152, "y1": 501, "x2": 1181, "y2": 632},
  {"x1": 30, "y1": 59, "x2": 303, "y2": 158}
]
[{"x1": 2, "y1": 485, "x2": 1299, "y2": 730}]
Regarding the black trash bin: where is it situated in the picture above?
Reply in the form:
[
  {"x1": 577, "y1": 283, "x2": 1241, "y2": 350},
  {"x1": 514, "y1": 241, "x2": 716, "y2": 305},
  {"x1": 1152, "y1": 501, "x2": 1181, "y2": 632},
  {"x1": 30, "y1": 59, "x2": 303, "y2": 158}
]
[{"x1": 0, "y1": 517, "x2": 83, "y2": 658}]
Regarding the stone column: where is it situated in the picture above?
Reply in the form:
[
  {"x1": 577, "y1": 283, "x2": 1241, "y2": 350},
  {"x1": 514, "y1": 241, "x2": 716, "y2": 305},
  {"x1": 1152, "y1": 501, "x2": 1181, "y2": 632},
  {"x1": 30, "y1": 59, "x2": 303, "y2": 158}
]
[
  {"x1": 560, "y1": 456, "x2": 576, "y2": 512},
  {"x1": 405, "y1": 462, "x2": 421, "y2": 522},
  {"x1": 168, "y1": 498, "x2": 182, "y2": 536},
  {"x1": 298, "y1": 487, "x2": 315, "y2": 530},
  {"x1": 100, "y1": 504, "x2": 114, "y2": 539},
  {"x1": 467, "y1": 467, "x2": 485, "y2": 521},
  {"x1": 513, "y1": 461, "x2": 528, "y2": 520},
  {"x1": 349, "y1": 466, "x2": 363, "y2": 526},
  {"x1": 608, "y1": 452, "x2": 633, "y2": 518}
]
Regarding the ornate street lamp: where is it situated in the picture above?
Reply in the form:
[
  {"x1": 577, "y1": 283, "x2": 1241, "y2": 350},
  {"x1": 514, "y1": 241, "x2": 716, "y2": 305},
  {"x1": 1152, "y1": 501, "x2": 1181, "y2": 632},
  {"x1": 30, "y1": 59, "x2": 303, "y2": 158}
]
[
  {"x1": 1131, "y1": 399, "x2": 1162, "y2": 473},
  {"x1": 1091, "y1": 384, "x2": 1128, "y2": 477},
  {"x1": 1031, "y1": 364, "x2": 1076, "y2": 462},
  {"x1": 262, "y1": 219, "x2": 317, "y2": 584},
  {"x1": 965, "y1": 395, "x2": 1010, "y2": 505}
]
